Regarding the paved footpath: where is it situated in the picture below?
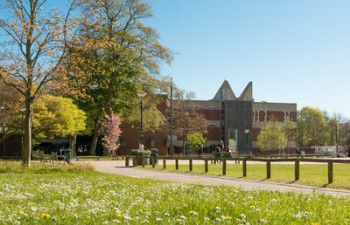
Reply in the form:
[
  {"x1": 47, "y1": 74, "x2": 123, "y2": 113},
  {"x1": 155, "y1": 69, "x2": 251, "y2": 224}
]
[{"x1": 85, "y1": 161, "x2": 350, "y2": 198}]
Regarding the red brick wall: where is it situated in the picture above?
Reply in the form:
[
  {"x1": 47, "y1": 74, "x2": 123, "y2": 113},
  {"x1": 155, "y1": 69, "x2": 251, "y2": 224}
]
[
  {"x1": 196, "y1": 109, "x2": 221, "y2": 120},
  {"x1": 118, "y1": 124, "x2": 169, "y2": 155},
  {"x1": 259, "y1": 111, "x2": 266, "y2": 122},
  {"x1": 205, "y1": 128, "x2": 221, "y2": 141}
]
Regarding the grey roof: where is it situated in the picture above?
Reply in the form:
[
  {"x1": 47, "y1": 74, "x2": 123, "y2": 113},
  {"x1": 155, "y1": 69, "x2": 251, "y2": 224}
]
[
  {"x1": 239, "y1": 82, "x2": 253, "y2": 101},
  {"x1": 212, "y1": 81, "x2": 254, "y2": 102},
  {"x1": 212, "y1": 80, "x2": 236, "y2": 101}
]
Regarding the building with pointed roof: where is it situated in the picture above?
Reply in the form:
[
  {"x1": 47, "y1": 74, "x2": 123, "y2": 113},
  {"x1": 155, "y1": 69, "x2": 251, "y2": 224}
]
[
  {"x1": 171, "y1": 81, "x2": 297, "y2": 154},
  {"x1": 115, "y1": 80, "x2": 297, "y2": 156}
]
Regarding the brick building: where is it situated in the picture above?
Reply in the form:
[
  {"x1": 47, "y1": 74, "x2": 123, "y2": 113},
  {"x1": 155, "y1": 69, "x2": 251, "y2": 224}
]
[{"x1": 118, "y1": 81, "x2": 297, "y2": 155}]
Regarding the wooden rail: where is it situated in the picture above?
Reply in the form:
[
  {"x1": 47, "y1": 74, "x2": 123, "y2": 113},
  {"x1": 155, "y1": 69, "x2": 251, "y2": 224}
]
[{"x1": 126, "y1": 155, "x2": 350, "y2": 184}]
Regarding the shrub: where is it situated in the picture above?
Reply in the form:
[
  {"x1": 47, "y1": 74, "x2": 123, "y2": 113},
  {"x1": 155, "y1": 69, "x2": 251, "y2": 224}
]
[{"x1": 130, "y1": 149, "x2": 142, "y2": 156}]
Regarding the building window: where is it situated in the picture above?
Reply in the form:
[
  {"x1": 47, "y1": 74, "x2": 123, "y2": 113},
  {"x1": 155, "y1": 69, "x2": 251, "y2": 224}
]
[
  {"x1": 284, "y1": 111, "x2": 291, "y2": 121},
  {"x1": 254, "y1": 111, "x2": 259, "y2": 122}
]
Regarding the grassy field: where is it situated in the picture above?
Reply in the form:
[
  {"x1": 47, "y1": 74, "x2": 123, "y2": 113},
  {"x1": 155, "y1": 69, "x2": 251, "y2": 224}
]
[
  {"x1": 1, "y1": 162, "x2": 350, "y2": 224},
  {"x1": 141, "y1": 162, "x2": 350, "y2": 190}
]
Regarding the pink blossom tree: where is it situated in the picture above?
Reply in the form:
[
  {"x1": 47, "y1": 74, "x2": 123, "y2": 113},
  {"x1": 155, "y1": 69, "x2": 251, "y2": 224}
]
[{"x1": 102, "y1": 112, "x2": 122, "y2": 155}]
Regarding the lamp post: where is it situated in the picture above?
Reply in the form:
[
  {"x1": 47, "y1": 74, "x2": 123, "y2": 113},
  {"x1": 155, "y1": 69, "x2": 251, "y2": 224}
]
[
  {"x1": 137, "y1": 91, "x2": 147, "y2": 151},
  {"x1": 169, "y1": 78, "x2": 174, "y2": 155},
  {"x1": 244, "y1": 129, "x2": 250, "y2": 153}
]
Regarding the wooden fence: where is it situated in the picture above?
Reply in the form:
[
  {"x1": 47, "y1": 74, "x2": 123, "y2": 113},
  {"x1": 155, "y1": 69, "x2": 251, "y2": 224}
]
[{"x1": 125, "y1": 156, "x2": 350, "y2": 184}]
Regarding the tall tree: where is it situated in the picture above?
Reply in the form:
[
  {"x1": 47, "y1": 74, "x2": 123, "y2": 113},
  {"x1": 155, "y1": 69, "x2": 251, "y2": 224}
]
[
  {"x1": 0, "y1": 0, "x2": 80, "y2": 166},
  {"x1": 297, "y1": 107, "x2": 330, "y2": 147},
  {"x1": 65, "y1": 0, "x2": 172, "y2": 155}
]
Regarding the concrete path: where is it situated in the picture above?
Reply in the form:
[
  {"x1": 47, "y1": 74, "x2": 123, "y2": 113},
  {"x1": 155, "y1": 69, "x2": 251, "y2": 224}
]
[{"x1": 86, "y1": 161, "x2": 350, "y2": 198}]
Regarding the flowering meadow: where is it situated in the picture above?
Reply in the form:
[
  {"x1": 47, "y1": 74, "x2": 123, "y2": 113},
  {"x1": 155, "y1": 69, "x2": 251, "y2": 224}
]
[{"x1": 1, "y1": 162, "x2": 350, "y2": 224}]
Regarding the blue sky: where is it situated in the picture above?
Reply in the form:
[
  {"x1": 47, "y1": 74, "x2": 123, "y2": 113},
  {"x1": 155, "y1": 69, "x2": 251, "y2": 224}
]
[
  {"x1": 146, "y1": 0, "x2": 350, "y2": 118},
  {"x1": 2, "y1": 1, "x2": 350, "y2": 117}
]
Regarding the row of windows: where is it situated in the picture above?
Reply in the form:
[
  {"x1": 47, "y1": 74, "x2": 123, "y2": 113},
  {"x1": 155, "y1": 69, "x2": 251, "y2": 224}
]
[{"x1": 253, "y1": 111, "x2": 294, "y2": 122}]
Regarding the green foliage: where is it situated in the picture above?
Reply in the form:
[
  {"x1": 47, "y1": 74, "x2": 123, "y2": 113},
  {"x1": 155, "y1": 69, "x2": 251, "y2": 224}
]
[
  {"x1": 33, "y1": 95, "x2": 87, "y2": 139},
  {"x1": 283, "y1": 118, "x2": 297, "y2": 147},
  {"x1": 130, "y1": 149, "x2": 142, "y2": 156},
  {"x1": 257, "y1": 122, "x2": 288, "y2": 151},
  {"x1": 297, "y1": 107, "x2": 330, "y2": 147},
  {"x1": 125, "y1": 97, "x2": 166, "y2": 133},
  {"x1": 186, "y1": 131, "x2": 206, "y2": 151},
  {"x1": 142, "y1": 150, "x2": 151, "y2": 157}
]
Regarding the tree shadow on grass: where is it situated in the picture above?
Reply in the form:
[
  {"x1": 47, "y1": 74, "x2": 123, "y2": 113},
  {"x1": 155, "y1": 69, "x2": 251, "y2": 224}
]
[
  {"x1": 322, "y1": 183, "x2": 329, "y2": 188},
  {"x1": 260, "y1": 178, "x2": 270, "y2": 181}
]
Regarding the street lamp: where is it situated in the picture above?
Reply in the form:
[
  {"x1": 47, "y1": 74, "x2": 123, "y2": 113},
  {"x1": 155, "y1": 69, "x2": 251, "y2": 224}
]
[
  {"x1": 137, "y1": 91, "x2": 147, "y2": 151},
  {"x1": 244, "y1": 129, "x2": 250, "y2": 153}
]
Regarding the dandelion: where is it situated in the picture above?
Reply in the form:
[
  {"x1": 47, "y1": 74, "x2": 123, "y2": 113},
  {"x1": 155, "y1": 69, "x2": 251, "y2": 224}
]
[
  {"x1": 116, "y1": 214, "x2": 123, "y2": 219},
  {"x1": 41, "y1": 212, "x2": 51, "y2": 220},
  {"x1": 155, "y1": 218, "x2": 163, "y2": 221},
  {"x1": 223, "y1": 216, "x2": 233, "y2": 220},
  {"x1": 188, "y1": 210, "x2": 199, "y2": 216},
  {"x1": 311, "y1": 223, "x2": 320, "y2": 225}
]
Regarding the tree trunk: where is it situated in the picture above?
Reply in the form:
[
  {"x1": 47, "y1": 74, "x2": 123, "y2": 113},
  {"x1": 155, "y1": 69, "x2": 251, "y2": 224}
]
[
  {"x1": 182, "y1": 134, "x2": 186, "y2": 155},
  {"x1": 90, "y1": 131, "x2": 99, "y2": 156},
  {"x1": 69, "y1": 135, "x2": 77, "y2": 157},
  {"x1": 22, "y1": 97, "x2": 33, "y2": 166}
]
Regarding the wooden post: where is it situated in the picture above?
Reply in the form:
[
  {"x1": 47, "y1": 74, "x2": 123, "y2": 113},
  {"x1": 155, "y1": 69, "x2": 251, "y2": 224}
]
[
  {"x1": 328, "y1": 161, "x2": 333, "y2": 184},
  {"x1": 142, "y1": 156, "x2": 145, "y2": 167},
  {"x1": 163, "y1": 158, "x2": 166, "y2": 170},
  {"x1": 295, "y1": 160, "x2": 300, "y2": 181},
  {"x1": 222, "y1": 159, "x2": 226, "y2": 175},
  {"x1": 189, "y1": 158, "x2": 193, "y2": 171},
  {"x1": 125, "y1": 156, "x2": 130, "y2": 167},
  {"x1": 205, "y1": 159, "x2": 208, "y2": 173},
  {"x1": 266, "y1": 160, "x2": 271, "y2": 179},
  {"x1": 152, "y1": 156, "x2": 156, "y2": 168},
  {"x1": 243, "y1": 159, "x2": 247, "y2": 177},
  {"x1": 175, "y1": 158, "x2": 179, "y2": 170}
]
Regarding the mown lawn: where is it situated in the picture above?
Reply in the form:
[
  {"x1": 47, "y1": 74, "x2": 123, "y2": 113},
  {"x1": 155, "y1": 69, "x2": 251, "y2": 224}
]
[
  {"x1": 1, "y1": 162, "x2": 350, "y2": 224},
  {"x1": 142, "y1": 162, "x2": 350, "y2": 190}
]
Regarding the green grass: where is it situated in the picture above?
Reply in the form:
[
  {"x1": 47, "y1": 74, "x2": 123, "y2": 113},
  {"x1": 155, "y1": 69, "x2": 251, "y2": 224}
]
[
  {"x1": 142, "y1": 162, "x2": 350, "y2": 190},
  {"x1": 1, "y1": 162, "x2": 350, "y2": 224}
]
